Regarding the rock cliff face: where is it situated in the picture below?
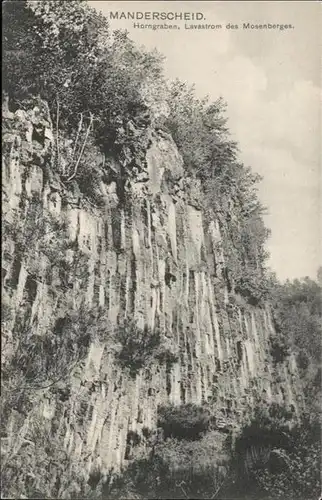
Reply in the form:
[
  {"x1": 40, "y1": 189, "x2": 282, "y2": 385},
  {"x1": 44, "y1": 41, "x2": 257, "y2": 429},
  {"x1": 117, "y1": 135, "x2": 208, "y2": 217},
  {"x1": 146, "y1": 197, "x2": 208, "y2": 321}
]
[{"x1": 2, "y1": 100, "x2": 303, "y2": 479}]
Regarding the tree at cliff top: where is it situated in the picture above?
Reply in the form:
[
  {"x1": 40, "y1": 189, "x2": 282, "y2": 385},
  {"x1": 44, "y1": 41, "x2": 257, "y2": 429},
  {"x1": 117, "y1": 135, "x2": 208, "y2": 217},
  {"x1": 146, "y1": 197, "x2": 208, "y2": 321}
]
[{"x1": 3, "y1": 0, "x2": 166, "y2": 156}]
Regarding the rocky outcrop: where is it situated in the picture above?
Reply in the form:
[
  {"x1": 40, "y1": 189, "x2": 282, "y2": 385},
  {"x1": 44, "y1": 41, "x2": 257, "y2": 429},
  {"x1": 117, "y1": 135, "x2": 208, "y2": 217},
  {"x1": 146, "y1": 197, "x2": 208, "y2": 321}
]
[{"x1": 1, "y1": 99, "x2": 303, "y2": 481}]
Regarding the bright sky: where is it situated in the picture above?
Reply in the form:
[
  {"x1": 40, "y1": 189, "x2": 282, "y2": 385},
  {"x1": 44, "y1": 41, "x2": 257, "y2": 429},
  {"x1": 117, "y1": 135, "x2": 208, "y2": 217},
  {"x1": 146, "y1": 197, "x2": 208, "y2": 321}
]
[{"x1": 90, "y1": 1, "x2": 321, "y2": 281}]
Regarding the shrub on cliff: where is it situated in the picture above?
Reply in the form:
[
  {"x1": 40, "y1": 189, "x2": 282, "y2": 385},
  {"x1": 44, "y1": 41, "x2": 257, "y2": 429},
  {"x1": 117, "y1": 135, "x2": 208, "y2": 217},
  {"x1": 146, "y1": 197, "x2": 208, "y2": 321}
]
[
  {"x1": 269, "y1": 335, "x2": 290, "y2": 364},
  {"x1": 114, "y1": 319, "x2": 178, "y2": 377},
  {"x1": 157, "y1": 403, "x2": 211, "y2": 441},
  {"x1": 2, "y1": 199, "x2": 92, "y2": 294},
  {"x1": 2, "y1": 199, "x2": 67, "y2": 262},
  {"x1": 115, "y1": 320, "x2": 161, "y2": 377},
  {"x1": 2, "y1": 304, "x2": 110, "y2": 401},
  {"x1": 234, "y1": 267, "x2": 271, "y2": 306}
]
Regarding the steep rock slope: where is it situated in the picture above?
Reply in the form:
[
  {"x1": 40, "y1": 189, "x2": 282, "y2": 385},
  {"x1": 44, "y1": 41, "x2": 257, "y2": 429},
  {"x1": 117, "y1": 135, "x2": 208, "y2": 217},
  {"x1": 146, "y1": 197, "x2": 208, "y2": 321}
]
[{"x1": 2, "y1": 99, "x2": 303, "y2": 483}]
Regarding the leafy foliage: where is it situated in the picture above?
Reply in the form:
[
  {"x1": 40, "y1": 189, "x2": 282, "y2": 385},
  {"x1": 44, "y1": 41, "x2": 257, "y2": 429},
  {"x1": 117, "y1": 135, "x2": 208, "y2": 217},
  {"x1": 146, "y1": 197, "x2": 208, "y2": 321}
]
[
  {"x1": 269, "y1": 273, "x2": 322, "y2": 363},
  {"x1": 157, "y1": 403, "x2": 211, "y2": 440},
  {"x1": 268, "y1": 271, "x2": 322, "y2": 410},
  {"x1": 3, "y1": 0, "x2": 165, "y2": 157},
  {"x1": 226, "y1": 404, "x2": 321, "y2": 500},
  {"x1": 114, "y1": 319, "x2": 178, "y2": 377},
  {"x1": 103, "y1": 430, "x2": 229, "y2": 500},
  {"x1": 269, "y1": 334, "x2": 290, "y2": 364},
  {"x1": 115, "y1": 319, "x2": 161, "y2": 376},
  {"x1": 254, "y1": 439, "x2": 320, "y2": 500}
]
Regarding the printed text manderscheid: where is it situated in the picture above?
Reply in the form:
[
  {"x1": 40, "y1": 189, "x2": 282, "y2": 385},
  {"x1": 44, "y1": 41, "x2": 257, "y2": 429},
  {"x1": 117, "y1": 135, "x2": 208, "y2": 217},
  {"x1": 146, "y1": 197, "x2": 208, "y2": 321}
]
[{"x1": 108, "y1": 11, "x2": 206, "y2": 21}]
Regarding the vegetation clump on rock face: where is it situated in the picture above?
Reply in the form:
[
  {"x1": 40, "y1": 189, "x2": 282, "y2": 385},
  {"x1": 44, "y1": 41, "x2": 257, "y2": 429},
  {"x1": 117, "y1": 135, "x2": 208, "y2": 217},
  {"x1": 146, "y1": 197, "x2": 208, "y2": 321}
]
[
  {"x1": 157, "y1": 403, "x2": 211, "y2": 441},
  {"x1": 114, "y1": 319, "x2": 178, "y2": 377}
]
